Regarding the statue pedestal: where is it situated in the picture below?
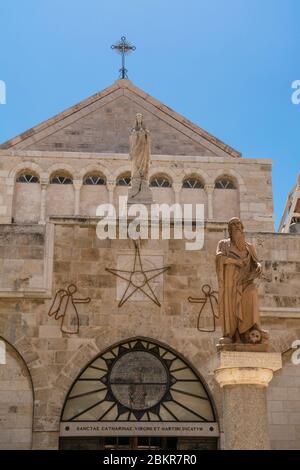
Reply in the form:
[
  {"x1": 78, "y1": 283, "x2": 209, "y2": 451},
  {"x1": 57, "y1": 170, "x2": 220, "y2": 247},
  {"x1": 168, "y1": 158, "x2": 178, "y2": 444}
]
[
  {"x1": 214, "y1": 351, "x2": 282, "y2": 450},
  {"x1": 217, "y1": 343, "x2": 269, "y2": 352},
  {"x1": 128, "y1": 178, "x2": 153, "y2": 205}
]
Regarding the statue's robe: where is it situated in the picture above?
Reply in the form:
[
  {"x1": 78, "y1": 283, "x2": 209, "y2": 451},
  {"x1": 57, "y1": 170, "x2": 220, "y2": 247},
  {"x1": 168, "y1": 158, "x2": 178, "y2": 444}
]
[
  {"x1": 129, "y1": 128, "x2": 150, "y2": 181},
  {"x1": 216, "y1": 238, "x2": 261, "y2": 338}
]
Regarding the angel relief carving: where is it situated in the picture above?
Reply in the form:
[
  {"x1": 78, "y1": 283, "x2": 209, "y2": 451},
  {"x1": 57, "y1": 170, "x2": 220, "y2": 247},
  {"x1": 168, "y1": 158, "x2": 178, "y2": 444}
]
[{"x1": 48, "y1": 284, "x2": 91, "y2": 334}]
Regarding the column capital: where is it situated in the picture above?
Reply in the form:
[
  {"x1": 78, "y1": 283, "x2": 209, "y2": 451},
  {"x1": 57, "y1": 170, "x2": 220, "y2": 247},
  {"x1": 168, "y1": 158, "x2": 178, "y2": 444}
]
[
  {"x1": 214, "y1": 351, "x2": 282, "y2": 388},
  {"x1": 107, "y1": 180, "x2": 116, "y2": 192},
  {"x1": 215, "y1": 367, "x2": 274, "y2": 387},
  {"x1": 173, "y1": 182, "x2": 182, "y2": 193},
  {"x1": 73, "y1": 179, "x2": 82, "y2": 191},
  {"x1": 204, "y1": 183, "x2": 215, "y2": 194},
  {"x1": 40, "y1": 178, "x2": 49, "y2": 189}
]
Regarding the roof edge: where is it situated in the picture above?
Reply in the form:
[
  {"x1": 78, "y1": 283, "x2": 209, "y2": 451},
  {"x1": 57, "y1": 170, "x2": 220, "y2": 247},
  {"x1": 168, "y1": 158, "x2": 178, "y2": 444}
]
[{"x1": 0, "y1": 79, "x2": 241, "y2": 158}]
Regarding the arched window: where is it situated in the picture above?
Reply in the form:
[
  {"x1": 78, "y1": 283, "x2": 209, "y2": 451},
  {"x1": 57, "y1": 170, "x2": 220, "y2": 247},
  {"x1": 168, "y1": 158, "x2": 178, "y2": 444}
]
[
  {"x1": 61, "y1": 338, "x2": 217, "y2": 424},
  {"x1": 150, "y1": 175, "x2": 172, "y2": 188},
  {"x1": 116, "y1": 173, "x2": 131, "y2": 186},
  {"x1": 182, "y1": 177, "x2": 204, "y2": 189},
  {"x1": 215, "y1": 177, "x2": 236, "y2": 189},
  {"x1": 83, "y1": 174, "x2": 106, "y2": 186},
  {"x1": 16, "y1": 173, "x2": 39, "y2": 183},
  {"x1": 47, "y1": 172, "x2": 74, "y2": 217},
  {"x1": 81, "y1": 172, "x2": 108, "y2": 216},
  {"x1": 14, "y1": 171, "x2": 41, "y2": 222},
  {"x1": 50, "y1": 173, "x2": 73, "y2": 185},
  {"x1": 214, "y1": 176, "x2": 239, "y2": 221}
]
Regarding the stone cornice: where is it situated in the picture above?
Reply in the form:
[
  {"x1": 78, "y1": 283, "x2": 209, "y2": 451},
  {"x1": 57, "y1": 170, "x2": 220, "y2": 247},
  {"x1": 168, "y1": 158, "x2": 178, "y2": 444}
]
[{"x1": 0, "y1": 149, "x2": 272, "y2": 165}]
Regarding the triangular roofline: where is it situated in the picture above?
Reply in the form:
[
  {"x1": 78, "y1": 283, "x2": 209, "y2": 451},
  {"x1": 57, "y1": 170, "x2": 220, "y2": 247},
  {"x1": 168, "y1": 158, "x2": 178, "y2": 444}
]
[{"x1": 0, "y1": 80, "x2": 241, "y2": 158}]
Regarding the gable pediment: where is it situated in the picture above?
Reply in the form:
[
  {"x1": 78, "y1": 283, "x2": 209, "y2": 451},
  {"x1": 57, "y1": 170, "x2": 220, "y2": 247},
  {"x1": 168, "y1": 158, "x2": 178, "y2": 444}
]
[{"x1": 0, "y1": 80, "x2": 240, "y2": 158}]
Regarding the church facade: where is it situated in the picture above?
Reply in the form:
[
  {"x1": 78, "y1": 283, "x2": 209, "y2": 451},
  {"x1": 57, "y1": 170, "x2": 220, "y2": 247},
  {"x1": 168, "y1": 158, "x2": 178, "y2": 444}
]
[{"x1": 0, "y1": 79, "x2": 299, "y2": 450}]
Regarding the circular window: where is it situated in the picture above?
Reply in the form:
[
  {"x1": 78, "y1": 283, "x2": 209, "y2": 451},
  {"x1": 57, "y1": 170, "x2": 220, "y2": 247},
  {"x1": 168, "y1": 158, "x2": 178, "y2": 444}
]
[{"x1": 110, "y1": 350, "x2": 168, "y2": 410}]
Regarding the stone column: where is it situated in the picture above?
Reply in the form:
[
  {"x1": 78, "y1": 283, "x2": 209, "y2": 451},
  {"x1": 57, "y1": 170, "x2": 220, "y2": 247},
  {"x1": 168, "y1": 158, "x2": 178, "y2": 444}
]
[
  {"x1": 73, "y1": 180, "x2": 82, "y2": 216},
  {"x1": 107, "y1": 181, "x2": 116, "y2": 205},
  {"x1": 215, "y1": 351, "x2": 282, "y2": 450},
  {"x1": 39, "y1": 179, "x2": 48, "y2": 224},
  {"x1": 173, "y1": 182, "x2": 182, "y2": 205},
  {"x1": 204, "y1": 184, "x2": 214, "y2": 220}
]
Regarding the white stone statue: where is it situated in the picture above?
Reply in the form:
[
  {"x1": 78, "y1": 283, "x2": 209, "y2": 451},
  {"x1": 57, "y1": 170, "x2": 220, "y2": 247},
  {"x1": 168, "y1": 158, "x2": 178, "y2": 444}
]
[
  {"x1": 129, "y1": 113, "x2": 150, "y2": 182},
  {"x1": 128, "y1": 113, "x2": 153, "y2": 204}
]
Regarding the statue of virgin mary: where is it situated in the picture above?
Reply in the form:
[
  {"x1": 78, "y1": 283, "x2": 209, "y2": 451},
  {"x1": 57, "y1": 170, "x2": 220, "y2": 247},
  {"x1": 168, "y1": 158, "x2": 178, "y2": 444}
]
[{"x1": 129, "y1": 113, "x2": 150, "y2": 182}]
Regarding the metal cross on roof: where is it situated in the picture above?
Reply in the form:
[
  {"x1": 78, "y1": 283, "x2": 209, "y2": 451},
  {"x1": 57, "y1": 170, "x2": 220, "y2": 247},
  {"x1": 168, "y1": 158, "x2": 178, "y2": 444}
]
[{"x1": 111, "y1": 36, "x2": 136, "y2": 79}]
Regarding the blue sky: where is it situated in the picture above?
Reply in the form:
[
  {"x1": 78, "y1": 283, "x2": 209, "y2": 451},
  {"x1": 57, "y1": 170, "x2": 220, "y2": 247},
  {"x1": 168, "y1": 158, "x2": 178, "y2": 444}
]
[{"x1": 0, "y1": 0, "x2": 299, "y2": 228}]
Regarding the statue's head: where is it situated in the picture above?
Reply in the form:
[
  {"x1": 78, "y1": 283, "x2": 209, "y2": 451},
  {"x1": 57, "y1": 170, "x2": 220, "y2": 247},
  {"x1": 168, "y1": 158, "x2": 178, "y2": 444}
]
[
  {"x1": 136, "y1": 113, "x2": 143, "y2": 125},
  {"x1": 228, "y1": 217, "x2": 243, "y2": 237},
  {"x1": 134, "y1": 113, "x2": 146, "y2": 131},
  {"x1": 228, "y1": 218, "x2": 246, "y2": 250}
]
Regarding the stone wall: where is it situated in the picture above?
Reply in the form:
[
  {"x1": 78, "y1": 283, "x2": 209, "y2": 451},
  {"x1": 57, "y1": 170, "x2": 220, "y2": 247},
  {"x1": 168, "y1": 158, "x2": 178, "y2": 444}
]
[
  {"x1": 213, "y1": 188, "x2": 239, "y2": 222},
  {"x1": 0, "y1": 150, "x2": 274, "y2": 232},
  {"x1": 80, "y1": 185, "x2": 108, "y2": 217},
  {"x1": 46, "y1": 184, "x2": 74, "y2": 218},
  {"x1": 13, "y1": 182, "x2": 41, "y2": 223},
  {"x1": 0, "y1": 222, "x2": 299, "y2": 449},
  {"x1": 0, "y1": 340, "x2": 33, "y2": 449},
  {"x1": 18, "y1": 94, "x2": 216, "y2": 156},
  {"x1": 0, "y1": 225, "x2": 46, "y2": 292},
  {"x1": 268, "y1": 351, "x2": 300, "y2": 449},
  {"x1": 253, "y1": 232, "x2": 300, "y2": 309}
]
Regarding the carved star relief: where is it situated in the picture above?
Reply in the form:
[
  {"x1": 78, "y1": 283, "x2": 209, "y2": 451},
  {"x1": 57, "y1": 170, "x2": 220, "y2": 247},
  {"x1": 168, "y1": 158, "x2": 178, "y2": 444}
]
[{"x1": 106, "y1": 242, "x2": 170, "y2": 307}]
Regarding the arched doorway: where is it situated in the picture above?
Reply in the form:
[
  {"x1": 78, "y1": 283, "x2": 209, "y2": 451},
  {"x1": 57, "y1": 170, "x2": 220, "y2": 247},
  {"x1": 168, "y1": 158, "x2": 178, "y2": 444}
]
[{"x1": 60, "y1": 338, "x2": 219, "y2": 450}]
